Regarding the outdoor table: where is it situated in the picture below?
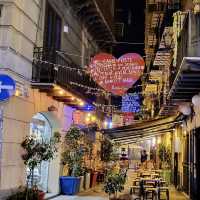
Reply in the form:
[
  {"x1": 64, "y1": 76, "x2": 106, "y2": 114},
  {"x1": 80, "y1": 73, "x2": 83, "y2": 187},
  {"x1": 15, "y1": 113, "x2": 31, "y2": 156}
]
[
  {"x1": 159, "y1": 180, "x2": 167, "y2": 187},
  {"x1": 133, "y1": 179, "x2": 140, "y2": 186},
  {"x1": 141, "y1": 178, "x2": 161, "y2": 187},
  {"x1": 151, "y1": 173, "x2": 160, "y2": 178}
]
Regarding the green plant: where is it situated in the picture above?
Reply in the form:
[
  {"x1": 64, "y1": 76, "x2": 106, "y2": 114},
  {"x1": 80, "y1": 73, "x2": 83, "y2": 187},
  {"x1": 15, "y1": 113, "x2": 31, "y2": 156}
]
[
  {"x1": 21, "y1": 132, "x2": 61, "y2": 187},
  {"x1": 6, "y1": 186, "x2": 42, "y2": 200},
  {"x1": 62, "y1": 126, "x2": 86, "y2": 177},
  {"x1": 104, "y1": 170, "x2": 126, "y2": 200},
  {"x1": 101, "y1": 139, "x2": 120, "y2": 162},
  {"x1": 158, "y1": 143, "x2": 171, "y2": 168}
]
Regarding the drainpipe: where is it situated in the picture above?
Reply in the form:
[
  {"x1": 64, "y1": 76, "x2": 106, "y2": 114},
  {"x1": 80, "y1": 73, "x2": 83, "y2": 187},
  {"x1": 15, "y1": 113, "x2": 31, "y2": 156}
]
[{"x1": 189, "y1": 127, "x2": 191, "y2": 198}]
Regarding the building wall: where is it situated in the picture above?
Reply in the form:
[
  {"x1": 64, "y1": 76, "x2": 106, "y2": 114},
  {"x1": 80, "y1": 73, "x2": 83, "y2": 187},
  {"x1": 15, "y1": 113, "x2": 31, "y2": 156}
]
[
  {"x1": 0, "y1": 70, "x2": 74, "y2": 194},
  {"x1": 0, "y1": 0, "x2": 40, "y2": 79},
  {"x1": 0, "y1": 0, "x2": 98, "y2": 81},
  {"x1": 0, "y1": 0, "x2": 104, "y2": 197},
  {"x1": 36, "y1": 0, "x2": 98, "y2": 67}
]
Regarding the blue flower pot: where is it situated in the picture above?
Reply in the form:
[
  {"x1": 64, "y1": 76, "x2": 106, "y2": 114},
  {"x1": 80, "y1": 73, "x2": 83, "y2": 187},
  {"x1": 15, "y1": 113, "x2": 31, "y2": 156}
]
[{"x1": 60, "y1": 176, "x2": 81, "y2": 195}]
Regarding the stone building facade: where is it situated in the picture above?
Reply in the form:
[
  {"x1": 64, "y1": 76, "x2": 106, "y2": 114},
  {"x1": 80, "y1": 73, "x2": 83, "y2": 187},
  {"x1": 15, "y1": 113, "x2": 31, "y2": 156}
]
[{"x1": 0, "y1": 0, "x2": 114, "y2": 198}]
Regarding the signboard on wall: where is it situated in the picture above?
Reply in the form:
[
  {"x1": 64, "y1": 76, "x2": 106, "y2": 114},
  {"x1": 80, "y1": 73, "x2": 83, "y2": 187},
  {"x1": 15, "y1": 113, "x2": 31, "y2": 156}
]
[
  {"x1": 0, "y1": 74, "x2": 16, "y2": 101},
  {"x1": 121, "y1": 93, "x2": 140, "y2": 113},
  {"x1": 88, "y1": 53, "x2": 144, "y2": 96}
]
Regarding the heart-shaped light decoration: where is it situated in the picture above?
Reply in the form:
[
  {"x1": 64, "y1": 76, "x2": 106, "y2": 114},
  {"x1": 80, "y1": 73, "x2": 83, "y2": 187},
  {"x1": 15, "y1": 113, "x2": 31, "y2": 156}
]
[{"x1": 88, "y1": 53, "x2": 145, "y2": 96}]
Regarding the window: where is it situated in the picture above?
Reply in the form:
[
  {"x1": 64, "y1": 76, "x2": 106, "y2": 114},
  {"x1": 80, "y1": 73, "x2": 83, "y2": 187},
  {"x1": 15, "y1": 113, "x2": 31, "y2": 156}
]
[{"x1": 44, "y1": 2, "x2": 62, "y2": 49}]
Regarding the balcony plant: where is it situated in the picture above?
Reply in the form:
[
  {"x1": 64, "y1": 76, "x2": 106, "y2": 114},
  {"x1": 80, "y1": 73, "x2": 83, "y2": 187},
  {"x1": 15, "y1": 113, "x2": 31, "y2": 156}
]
[
  {"x1": 60, "y1": 126, "x2": 86, "y2": 195},
  {"x1": 104, "y1": 170, "x2": 127, "y2": 200}
]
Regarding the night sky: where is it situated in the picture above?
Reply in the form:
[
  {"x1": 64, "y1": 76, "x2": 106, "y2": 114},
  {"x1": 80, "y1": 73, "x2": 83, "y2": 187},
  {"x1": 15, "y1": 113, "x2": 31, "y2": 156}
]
[{"x1": 113, "y1": 0, "x2": 145, "y2": 57}]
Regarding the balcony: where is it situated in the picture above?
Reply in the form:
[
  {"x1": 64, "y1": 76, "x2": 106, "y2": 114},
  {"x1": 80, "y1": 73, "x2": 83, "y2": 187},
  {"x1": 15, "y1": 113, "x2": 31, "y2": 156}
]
[
  {"x1": 32, "y1": 47, "x2": 101, "y2": 109},
  {"x1": 168, "y1": 12, "x2": 200, "y2": 102},
  {"x1": 67, "y1": 0, "x2": 115, "y2": 50}
]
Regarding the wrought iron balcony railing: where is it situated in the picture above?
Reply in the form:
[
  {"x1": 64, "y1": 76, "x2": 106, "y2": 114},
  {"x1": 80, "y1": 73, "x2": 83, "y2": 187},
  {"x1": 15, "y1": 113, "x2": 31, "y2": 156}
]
[
  {"x1": 32, "y1": 47, "x2": 99, "y2": 100},
  {"x1": 169, "y1": 13, "x2": 193, "y2": 88}
]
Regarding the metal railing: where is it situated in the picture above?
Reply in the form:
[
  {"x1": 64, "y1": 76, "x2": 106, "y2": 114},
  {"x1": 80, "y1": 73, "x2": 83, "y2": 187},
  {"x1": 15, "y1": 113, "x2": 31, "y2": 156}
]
[{"x1": 32, "y1": 47, "x2": 98, "y2": 92}]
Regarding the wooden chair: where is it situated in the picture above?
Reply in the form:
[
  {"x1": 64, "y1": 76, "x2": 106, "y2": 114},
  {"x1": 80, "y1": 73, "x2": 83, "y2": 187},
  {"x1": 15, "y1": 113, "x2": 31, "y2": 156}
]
[
  {"x1": 158, "y1": 187, "x2": 169, "y2": 200},
  {"x1": 130, "y1": 186, "x2": 141, "y2": 200},
  {"x1": 144, "y1": 188, "x2": 158, "y2": 200}
]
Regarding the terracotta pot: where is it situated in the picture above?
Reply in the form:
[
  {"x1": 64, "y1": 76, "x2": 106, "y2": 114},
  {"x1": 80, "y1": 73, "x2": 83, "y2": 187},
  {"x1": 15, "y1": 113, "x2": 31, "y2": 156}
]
[{"x1": 38, "y1": 191, "x2": 45, "y2": 200}]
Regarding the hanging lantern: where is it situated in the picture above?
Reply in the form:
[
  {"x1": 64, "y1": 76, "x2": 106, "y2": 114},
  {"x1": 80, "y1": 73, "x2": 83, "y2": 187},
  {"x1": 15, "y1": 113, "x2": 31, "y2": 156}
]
[
  {"x1": 192, "y1": 94, "x2": 200, "y2": 106},
  {"x1": 179, "y1": 104, "x2": 191, "y2": 116}
]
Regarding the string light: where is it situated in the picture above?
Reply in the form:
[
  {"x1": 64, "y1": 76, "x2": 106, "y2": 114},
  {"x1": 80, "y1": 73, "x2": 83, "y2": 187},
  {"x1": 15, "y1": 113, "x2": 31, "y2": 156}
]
[
  {"x1": 79, "y1": 101, "x2": 85, "y2": 106},
  {"x1": 91, "y1": 116, "x2": 96, "y2": 122},
  {"x1": 85, "y1": 117, "x2": 90, "y2": 123},
  {"x1": 59, "y1": 90, "x2": 64, "y2": 95},
  {"x1": 34, "y1": 58, "x2": 164, "y2": 77},
  {"x1": 33, "y1": 58, "x2": 87, "y2": 72},
  {"x1": 70, "y1": 81, "x2": 105, "y2": 92},
  {"x1": 15, "y1": 89, "x2": 20, "y2": 96},
  {"x1": 104, "y1": 121, "x2": 108, "y2": 128}
]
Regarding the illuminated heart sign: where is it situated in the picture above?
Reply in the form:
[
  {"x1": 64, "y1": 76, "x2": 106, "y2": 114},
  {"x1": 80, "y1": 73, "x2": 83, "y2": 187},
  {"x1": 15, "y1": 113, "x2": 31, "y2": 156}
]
[{"x1": 88, "y1": 53, "x2": 144, "y2": 96}]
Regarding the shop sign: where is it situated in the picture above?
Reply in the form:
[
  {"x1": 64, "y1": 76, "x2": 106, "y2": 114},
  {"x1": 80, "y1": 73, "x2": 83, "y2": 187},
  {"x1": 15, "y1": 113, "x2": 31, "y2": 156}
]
[
  {"x1": 73, "y1": 110, "x2": 85, "y2": 125},
  {"x1": 0, "y1": 74, "x2": 16, "y2": 101},
  {"x1": 112, "y1": 114, "x2": 124, "y2": 128},
  {"x1": 121, "y1": 93, "x2": 140, "y2": 113},
  {"x1": 88, "y1": 53, "x2": 144, "y2": 96},
  {"x1": 123, "y1": 112, "x2": 134, "y2": 126}
]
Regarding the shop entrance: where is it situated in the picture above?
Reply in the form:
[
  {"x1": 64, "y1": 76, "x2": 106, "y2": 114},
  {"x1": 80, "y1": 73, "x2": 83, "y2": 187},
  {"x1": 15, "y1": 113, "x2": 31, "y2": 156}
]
[
  {"x1": 29, "y1": 113, "x2": 52, "y2": 192},
  {"x1": 182, "y1": 134, "x2": 189, "y2": 195}
]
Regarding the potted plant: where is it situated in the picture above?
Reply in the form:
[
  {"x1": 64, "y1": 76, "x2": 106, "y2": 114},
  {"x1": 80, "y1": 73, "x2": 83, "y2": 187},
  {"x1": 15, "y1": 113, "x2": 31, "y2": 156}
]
[
  {"x1": 158, "y1": 143, "x2": 171, "y2": 169},
  {"x1": 60, "y1": 126, "x2": 86, "y2": 195},
  {"x1": 6, "y1": 132, "x2": 61, "y2": 200},
  {"x1": 104, "y1": 170, "x2": 126, "y2": 200},
  {"x1": 7, "y1": 186, "x2": 42, "y2": 200},
  {"x1": 82, "y1": 137, "x2": 93, "y2": 190},
  {"x1": 158, "y1": 143, "x2": 172, "y2": 184}
]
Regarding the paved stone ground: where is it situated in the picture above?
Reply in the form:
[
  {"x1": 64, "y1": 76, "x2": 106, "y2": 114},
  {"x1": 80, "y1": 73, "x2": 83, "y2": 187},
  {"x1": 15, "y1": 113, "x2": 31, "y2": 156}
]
[{"x1": 51, "y1": 170, "x2": 188, "y2": 200}]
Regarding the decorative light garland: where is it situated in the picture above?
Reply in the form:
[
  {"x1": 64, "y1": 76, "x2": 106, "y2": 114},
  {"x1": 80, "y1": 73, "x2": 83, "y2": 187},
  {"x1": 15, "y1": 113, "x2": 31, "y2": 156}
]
[{"x1": 33, "y1": 58, "x2": 88, "y2": 72}]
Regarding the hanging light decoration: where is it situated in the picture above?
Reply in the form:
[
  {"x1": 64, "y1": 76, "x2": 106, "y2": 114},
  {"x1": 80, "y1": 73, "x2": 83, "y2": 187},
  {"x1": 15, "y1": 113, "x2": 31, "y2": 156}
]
[
  {"x1": 192, "y1": 94, "x2": 200, "y2": 106},
  {"x1": 178, "y1": 104, "x2": 192, "y2": 116}
]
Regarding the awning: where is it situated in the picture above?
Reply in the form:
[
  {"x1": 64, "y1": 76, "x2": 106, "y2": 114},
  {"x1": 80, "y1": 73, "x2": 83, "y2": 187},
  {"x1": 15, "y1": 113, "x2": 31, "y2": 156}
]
[
  {"x1": 102, "y1": 116, "x2": 181, "y2": 143},
  {"x1": 168, "y1": 57, "x2": 200, "y2": 102}
]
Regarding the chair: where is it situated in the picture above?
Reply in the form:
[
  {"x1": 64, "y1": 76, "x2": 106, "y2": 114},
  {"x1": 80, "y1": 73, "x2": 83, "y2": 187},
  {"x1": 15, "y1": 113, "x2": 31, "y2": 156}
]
[
  {"x1": 130, "y1": 186, "x2": 141, "y2": 200},
  {"x1": 158, "y1": 187, "x2": 169, "y2": 200},
  {"x1": 130, "y1": 186, "x2": 140, "y2": 195},
  {"x1": 144, "y1": 188, "x2": 158, "y2": 200}
]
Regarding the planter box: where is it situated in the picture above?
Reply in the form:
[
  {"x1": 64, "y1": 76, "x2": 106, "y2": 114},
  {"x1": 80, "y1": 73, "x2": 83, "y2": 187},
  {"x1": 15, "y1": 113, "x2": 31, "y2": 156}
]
[
  {"x1": 38, "y1": 191, "x2": 45, "y2": 200},
  {"x1": 60, "y1": 176, "x2": 80, "y2": 195},
  {"x1": 90, "y1": 171, "x2": 98, "y2": 188},
  {"x1": 79, "y1": 176, "x2": 84, "y2": 192},
  {"x1": 84, "y1": 173, "x2": 91, "y2": 190}
]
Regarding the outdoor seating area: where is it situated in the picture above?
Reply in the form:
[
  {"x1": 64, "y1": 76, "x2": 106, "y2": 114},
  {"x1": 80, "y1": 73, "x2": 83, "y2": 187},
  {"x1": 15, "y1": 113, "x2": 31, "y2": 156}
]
[{"x1": 130, "y1": 170, "x2": 169, "y2": 200}]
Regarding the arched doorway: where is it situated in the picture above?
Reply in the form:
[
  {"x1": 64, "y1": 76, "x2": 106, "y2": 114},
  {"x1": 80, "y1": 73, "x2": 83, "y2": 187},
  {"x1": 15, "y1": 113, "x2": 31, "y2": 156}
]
[{"x1": 29, "y1": 113, "x2": 52, "y2": 192}]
